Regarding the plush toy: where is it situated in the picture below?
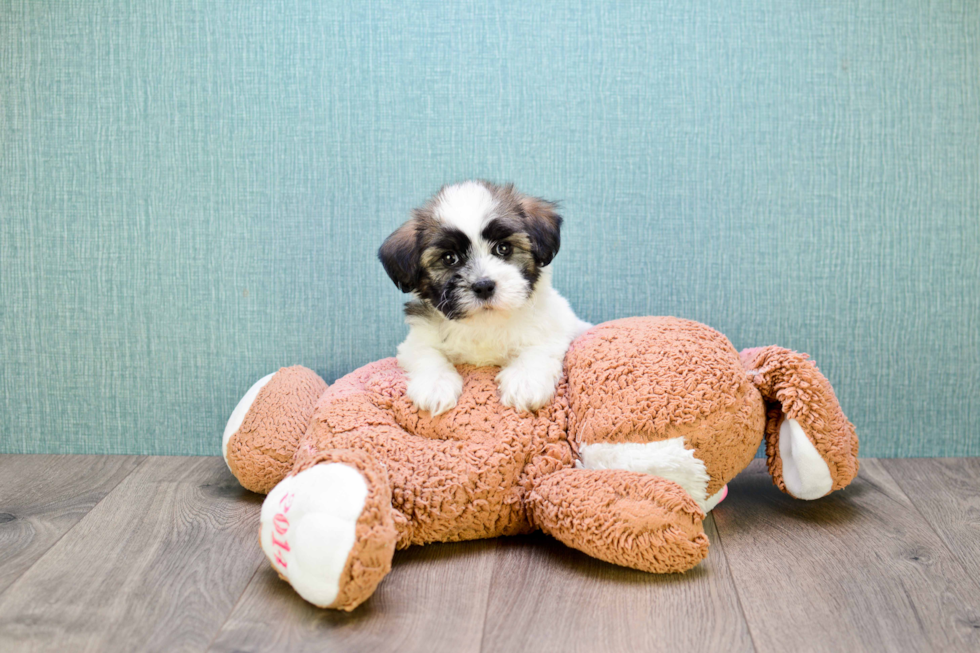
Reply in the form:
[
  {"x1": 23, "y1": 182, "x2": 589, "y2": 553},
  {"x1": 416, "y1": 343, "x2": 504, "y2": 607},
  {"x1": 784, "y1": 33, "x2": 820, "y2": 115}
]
[{"x1": 222, "y1": 316, "x2": 858, "y2": 611}]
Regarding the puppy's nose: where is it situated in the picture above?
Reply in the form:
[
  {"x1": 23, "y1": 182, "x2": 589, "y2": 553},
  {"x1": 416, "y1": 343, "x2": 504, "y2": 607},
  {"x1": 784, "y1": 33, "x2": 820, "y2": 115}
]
[{"x1": 472, "y1": 278, "x2": 496, "y2": 300}]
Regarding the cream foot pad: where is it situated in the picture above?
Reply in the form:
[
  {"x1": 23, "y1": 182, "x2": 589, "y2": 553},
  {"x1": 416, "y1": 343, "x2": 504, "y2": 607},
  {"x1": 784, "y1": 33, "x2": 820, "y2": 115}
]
[{"x1": 260, "y1": 463, "x2": 368, "y2": 607}]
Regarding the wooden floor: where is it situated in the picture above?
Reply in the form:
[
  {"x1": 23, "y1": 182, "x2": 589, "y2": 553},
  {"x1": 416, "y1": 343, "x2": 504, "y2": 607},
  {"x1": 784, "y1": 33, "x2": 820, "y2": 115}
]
[{"x1": 1, "y1": 456, "x2": 978, "y2": 652}]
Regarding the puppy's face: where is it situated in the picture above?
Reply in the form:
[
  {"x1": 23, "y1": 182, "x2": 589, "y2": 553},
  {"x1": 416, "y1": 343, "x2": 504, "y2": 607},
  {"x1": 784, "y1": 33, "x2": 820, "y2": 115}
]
[{"x1": 379, "y1": 180, "x2": 562, "y2": 320}]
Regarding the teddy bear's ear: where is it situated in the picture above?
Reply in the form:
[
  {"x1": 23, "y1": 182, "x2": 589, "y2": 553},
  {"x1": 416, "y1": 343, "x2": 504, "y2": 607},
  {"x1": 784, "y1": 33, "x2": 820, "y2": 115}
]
[{"x1": 740, "y1": 346, "x2": 859, "y2": 499}]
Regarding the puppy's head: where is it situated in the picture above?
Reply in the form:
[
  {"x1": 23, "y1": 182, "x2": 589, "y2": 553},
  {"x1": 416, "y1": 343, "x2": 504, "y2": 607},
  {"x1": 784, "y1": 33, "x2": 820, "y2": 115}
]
[{"x1": 378, "y1": 180, "x2": 562, "y2": 320}]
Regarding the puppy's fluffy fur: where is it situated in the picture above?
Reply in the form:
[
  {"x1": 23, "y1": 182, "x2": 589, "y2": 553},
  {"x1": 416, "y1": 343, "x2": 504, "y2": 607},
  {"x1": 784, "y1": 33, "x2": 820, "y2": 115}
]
[{"x1": 379, "y1": 180, "x2": 591, "y2": 415}]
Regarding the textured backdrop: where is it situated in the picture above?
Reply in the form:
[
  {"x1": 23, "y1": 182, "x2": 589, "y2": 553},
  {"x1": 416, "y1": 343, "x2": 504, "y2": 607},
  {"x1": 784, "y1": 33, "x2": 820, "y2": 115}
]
[{"x1": 1, "y1": 0, "x2": 978, "y2": 456}]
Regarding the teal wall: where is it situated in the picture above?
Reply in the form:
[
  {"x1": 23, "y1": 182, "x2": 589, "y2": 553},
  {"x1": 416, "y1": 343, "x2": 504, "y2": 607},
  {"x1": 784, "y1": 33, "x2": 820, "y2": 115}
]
[{"x1": 2, "y1": 1, "x2": 978, "y2": 457}]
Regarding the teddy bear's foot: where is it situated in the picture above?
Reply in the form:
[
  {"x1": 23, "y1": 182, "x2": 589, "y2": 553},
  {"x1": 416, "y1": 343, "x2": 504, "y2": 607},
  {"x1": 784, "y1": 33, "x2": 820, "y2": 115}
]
[
  {"x1": 223, "y1": 373, "x2": 276, "y2": 464},
  {"x1": 259, "y1": 450, "x2": 397, "y2": 611},
  {"x1": 223, "y1": 366, "x2": 328, "y2": 494},
  {"x1": 529, "y1": 468, "x2": 709, "y2": 573},
  {"x1": 261, "y1": 464, "x2": 365, "y2": 607}
]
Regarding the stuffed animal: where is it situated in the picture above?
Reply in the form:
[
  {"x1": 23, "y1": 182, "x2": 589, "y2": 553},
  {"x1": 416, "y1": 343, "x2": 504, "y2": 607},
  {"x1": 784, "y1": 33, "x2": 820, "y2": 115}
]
[{"x1": 222, "y1": 316, "x2": 858, "y2": 611}]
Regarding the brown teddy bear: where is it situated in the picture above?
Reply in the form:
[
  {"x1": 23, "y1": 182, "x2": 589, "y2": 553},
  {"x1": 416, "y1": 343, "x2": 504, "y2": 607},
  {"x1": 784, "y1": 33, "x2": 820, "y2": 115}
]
[{"x1": 222, "y1": 316, "x2": 858, "y2": 611}]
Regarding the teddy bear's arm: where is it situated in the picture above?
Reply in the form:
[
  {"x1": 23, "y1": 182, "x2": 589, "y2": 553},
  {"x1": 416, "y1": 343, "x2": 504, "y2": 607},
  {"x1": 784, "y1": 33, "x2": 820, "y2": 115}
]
[
  {"x1": 740, "y1": 346, "x2": 860, "y2": 499},
  {"x1": 527, "y1": 468, "x2": 709, "y2": 573}
]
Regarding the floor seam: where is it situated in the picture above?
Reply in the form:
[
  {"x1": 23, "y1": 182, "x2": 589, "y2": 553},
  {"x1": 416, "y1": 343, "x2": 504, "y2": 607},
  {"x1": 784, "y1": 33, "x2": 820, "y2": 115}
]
[
  {"x1": 203, "y1": 560, "x2": 268, "y2": 652},
  {"x1": 476, "y1": 538, "x2": 501, "y2": 653},
  {"x1": 711, "y1": 509, "x2": 763, "y2": 653}
]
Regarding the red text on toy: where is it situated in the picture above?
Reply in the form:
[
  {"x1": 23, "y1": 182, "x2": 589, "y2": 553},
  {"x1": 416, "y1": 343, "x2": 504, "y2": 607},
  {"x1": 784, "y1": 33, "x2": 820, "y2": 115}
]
[{"x1": 270, "y1": 492, "x2": 294, "y2": 568}]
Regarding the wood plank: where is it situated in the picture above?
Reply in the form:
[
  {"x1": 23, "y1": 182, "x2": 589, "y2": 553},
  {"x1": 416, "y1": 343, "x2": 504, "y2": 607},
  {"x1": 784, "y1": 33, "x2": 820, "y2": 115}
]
[
  {"x1": 0, "y1": 456, "x2": 266, "y2": 653},
  {"x1": 0, "y1": 454, "x2": 143, "y2": 595},
  {"x1": 208, "y1": 538, "x2": 498, "y2": 653},
  {"x1": 481, "y1": 518, "x2": 755, "y2": 653},
  {"x1": 713, "y1": 459, "x2": 980, "y2": 653},
  {"x1": 881, "y1": 458, "x2": 980, "y2": 590}
]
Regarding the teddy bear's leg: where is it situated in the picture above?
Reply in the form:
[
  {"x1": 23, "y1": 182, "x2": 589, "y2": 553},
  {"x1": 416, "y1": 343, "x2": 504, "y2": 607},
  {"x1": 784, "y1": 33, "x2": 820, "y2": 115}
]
[
  {"x1": 528, "y1": 468, "x2": 709, "y2": 573},
  {"x1": 259, "y1": 449, "x2": 397, "y2": 612},
  {"x1": 222, "y1": 366, "x2": 329, "y2": 494},
  {"x1": 296, "y1": 418, "x2": 541, "y2": 548},
  {"x1": 740, "y1": 346, "x2": 860, "y2": 499},
  {"x1": 573, "y1": 438, "x2": 733, "y2": 513}
]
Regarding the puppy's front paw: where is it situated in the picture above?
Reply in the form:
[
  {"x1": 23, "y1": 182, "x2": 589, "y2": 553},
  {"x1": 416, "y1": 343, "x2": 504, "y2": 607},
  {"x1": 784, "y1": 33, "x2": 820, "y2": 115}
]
[
  {"x1": 496, "y1": 362, "x2": 560, "y2": 413},
  {"x1": 406, "y1": 368, "x2": 464, "y2": 416}
]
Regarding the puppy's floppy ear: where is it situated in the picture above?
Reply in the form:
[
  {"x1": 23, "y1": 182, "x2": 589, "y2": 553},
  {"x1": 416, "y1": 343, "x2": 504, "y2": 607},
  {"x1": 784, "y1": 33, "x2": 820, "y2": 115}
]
[
  {"x1": 517, "y1": 194, "x2": 562, "y2": 267},
  {"x1": 378, "y1": 219, "x2": 421, "y2": 293}
]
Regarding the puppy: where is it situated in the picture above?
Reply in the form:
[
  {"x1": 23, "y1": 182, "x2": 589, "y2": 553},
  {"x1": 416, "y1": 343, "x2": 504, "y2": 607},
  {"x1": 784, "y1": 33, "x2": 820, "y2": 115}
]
[{"x1": 378, "y1": 180, "x2": 591, "y2": 415}]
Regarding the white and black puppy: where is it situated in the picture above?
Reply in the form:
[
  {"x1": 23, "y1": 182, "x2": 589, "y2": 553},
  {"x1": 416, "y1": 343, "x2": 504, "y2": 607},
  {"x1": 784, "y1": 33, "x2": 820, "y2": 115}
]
[{"x1": 379, "y1": 180, "x2": 591, "y2": 415}]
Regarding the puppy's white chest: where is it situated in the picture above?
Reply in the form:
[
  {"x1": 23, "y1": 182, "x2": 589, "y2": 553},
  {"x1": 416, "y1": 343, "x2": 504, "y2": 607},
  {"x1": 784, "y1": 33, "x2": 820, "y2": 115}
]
[{"x1": 441, "y1": 326, "x2": 517, "y2": 367}]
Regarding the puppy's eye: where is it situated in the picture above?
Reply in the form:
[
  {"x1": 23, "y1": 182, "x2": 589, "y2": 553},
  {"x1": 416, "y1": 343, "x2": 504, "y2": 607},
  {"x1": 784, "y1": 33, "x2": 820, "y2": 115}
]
[
  {"x1": 492, "y1": 242, "x2": 512, "y2": 258},
  {"x1": 441, "y1": 252, "x2": 460, "y2": 266}
]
